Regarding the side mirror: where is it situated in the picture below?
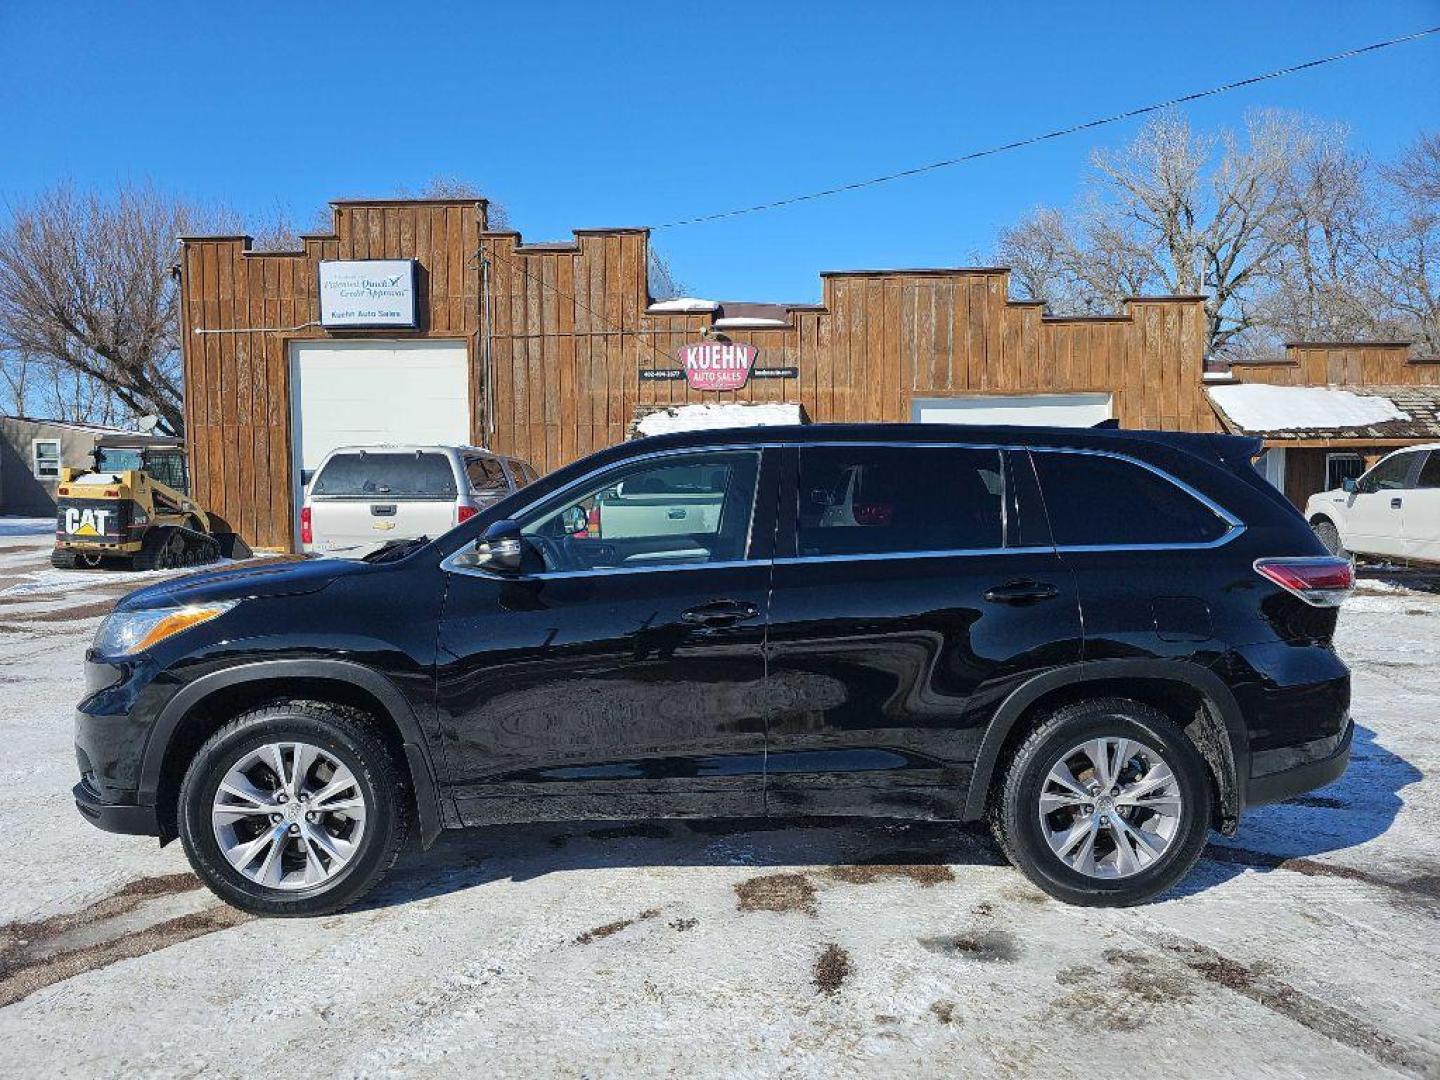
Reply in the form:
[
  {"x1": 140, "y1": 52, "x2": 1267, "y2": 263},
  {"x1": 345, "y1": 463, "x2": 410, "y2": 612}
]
[
  {"x1": 1342, "y1": 477, "x2": 1358, "y2": 493},
  {"x1": 454, "y1": 519, "x2": 524, "y2": 574}
]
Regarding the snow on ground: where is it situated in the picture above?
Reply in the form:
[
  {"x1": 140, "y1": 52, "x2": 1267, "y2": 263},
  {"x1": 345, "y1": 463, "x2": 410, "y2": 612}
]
[
  {"x1": 0, "y1": 542, "x2": 1437, "y2": 1078},
  {"x1": 0, "y1": 517, "x2": 55, "y2": 538}
]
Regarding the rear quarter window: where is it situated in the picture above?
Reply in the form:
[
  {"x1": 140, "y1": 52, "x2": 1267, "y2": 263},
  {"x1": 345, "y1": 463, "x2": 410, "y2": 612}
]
[
  {"x1": 1032, "y1": 451, "x2": 1229, "y2": 546},
  {"x1": 464, "y1": 456, "x2": 509, "y2": 493},
  {"x1": 312, "y1": 452, "x2": 458, "y2": 499}
]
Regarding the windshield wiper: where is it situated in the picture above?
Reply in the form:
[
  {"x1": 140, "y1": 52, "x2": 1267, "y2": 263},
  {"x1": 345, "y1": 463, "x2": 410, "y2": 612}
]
[{"x1": 363, "y1": 535, "x2": 431, "y2": 564}]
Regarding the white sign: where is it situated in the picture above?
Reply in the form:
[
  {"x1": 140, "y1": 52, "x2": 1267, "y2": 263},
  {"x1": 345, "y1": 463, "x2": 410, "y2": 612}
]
[{"x1": 318, "y1": 260, "x2": 418, "y2": 328}]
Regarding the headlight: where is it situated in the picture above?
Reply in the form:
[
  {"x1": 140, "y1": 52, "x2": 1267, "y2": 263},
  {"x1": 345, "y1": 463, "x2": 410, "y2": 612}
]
[{"x1": 92, "y1": 601, "x2": 239, "y2": 656}]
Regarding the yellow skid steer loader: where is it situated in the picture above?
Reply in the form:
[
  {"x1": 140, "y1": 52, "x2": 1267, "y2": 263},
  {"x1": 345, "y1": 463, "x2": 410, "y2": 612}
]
[{"x1": 51, "y1": 435, "x2": 235, "y2": 571}]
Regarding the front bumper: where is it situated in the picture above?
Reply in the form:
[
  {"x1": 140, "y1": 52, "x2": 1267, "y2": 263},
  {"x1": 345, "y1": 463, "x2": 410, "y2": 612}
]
[
  {"x1": 1245, "y1": 716, "x2": 1353, "y2": 807},
  {"x1": 73, "y1": 776, "x2": 158, "y2": 836}
]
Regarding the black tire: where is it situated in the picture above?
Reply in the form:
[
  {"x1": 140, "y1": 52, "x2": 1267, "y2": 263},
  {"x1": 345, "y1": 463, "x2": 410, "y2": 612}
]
[
  {"x1": 1312, "y1": 518, "x2": 1348, "y2": 559},
  {"x1": 50, "y1": 548, "x2": 78, "y2": 569},
  {"x1": 176, "y1": 701, "x2": 412, "y2": 917},
  {"x1": 991, "y1": 698, "x2": 1211, "y2": 906}
]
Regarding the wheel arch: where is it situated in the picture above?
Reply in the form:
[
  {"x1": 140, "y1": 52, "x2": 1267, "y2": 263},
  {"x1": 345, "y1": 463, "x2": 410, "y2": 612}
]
[
  {"x1": 963, "y1": 659, "x2": 1248, "y2": 833},
  {"x1": 142, "y1": 659, "x2": 446, "y2": 849}
]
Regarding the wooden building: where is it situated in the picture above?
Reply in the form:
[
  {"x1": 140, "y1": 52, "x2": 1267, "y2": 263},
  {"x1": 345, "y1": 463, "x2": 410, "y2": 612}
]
[{"x1": 178, "y1": 197, "x2": 1433, "y2": 551}]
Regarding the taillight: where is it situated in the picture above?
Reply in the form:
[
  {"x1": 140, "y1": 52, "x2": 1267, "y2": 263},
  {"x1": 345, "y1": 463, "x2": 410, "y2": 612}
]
[
  {"x1": 1254, "y1": 557, "x2": 1354, "y2": 607},
  {"x1": 300, "y1": 506, "x2": 313, "y2": 544},
  {"x1": 456, "y1": 504, "x2": 478, "y2": 525},
  {"x1": 576, "y1": 505, "x2": 601, "y2": 539},
  {"x1": 853, "y1": 503, "x2": 893, "y2": 526}
]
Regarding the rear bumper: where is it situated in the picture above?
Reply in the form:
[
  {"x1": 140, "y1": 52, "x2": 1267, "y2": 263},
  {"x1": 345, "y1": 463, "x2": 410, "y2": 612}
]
[
  {"x1": 73, "y1": 777, "x2": 159, "y2": 836},
  {"x1": 1244, "y1": 716, "x2": 1353, "y2": 807}
]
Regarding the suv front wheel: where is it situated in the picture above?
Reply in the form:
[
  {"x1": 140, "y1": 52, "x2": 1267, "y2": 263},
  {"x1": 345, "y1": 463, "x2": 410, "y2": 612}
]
[
  {"x1": 992, "y1": 698, "x2": 1211, "y2": 906},
  {"x1": 176, "y1": 701, "x2": 411, "y2": 917}
]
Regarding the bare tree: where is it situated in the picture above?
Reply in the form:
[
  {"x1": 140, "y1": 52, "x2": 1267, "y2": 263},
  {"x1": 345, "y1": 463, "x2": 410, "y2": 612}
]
[
  {"x1": 1368, "y1": 132, "x2": 1440, "y2": 352},
  {"x1": 0, "y1": 183, "x2": 190, "y2": 433},
  {"x1": 646, "y1": 246, "x2": 686, "y2": 301},
  {"x1": 994, "y1": 110, "x2": 1358, "y2": 356},
  {"x1": 388, "y1": 175, "x2": 510, "y2": 230}
]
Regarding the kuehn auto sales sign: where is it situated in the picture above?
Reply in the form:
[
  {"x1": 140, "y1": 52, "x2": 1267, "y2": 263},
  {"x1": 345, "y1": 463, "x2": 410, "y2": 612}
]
[
  {"x1": 676, "y1": 341, "x2": 757, "y2": 391},
  {"x1": 318, "y1": 259, "x2": 418, "y2": 328}
]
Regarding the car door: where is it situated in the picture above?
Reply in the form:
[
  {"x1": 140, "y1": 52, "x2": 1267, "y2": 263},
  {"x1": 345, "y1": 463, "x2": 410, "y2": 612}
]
[
  {"x1": 763, "y1": 442, "x2": 1081, "y2": 819},
  {"x1": 1345, "y1": 451, "x2": 1418, "y2": 558},
  {"x1": 434, "y1": 446, "x2": 778, "y2": 825},
  {"x1": 1403, "y1": 450, "x2": 1440, "y2": 562}
]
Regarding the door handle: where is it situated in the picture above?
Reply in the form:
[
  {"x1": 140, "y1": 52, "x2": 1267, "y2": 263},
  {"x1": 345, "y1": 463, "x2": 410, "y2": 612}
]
[
  {"x1": 1391, "y1": 497, "x2": 1403, "y2": 509},
  {"x1": 681, "y1": 600, "x2": 760, "y2": 627},
  {"x1": 984, "y1": 580, "x2": 1059, "y2": 605}
]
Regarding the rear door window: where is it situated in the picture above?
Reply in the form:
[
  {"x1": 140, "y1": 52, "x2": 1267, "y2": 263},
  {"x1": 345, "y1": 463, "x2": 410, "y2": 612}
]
[
  {"x1": 312, "y1": 452, "x2": 458, "y2": 499},
  {"x1": 464, "y1": 455, "x2": 510, "y2": 494},
  {"x1": 797, "y1": 445, "x2": 1003, "y2": 556},
  {"x1": 1031, "y1": 451, "x2": 1229, "y2": 547}
]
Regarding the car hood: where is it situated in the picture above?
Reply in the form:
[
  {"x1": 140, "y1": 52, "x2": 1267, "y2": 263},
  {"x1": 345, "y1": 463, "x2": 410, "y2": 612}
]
[{"x1": 117, "y1": 556, "x2": 369, "y2": 611}]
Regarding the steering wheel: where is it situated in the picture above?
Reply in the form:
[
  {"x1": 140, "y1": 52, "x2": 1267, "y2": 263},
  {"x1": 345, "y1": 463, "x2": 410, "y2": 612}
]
[{"x1": 524, "y1": 533, "x2": 579, "y2": 573}]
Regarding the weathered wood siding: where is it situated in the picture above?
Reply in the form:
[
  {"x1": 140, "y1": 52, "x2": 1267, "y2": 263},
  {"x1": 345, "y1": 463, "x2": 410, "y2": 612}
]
[
  {"x1": 183, "y1": 207, "x2": 1214, "y2": 551},
  {"x1": 1230, "y1": 343, "x2": 1440, "y2": 387},
  {"x1": 179, "y1": 200, "x2": 485, "y2": 550},
  {"x1": 480, "y1": 237, "x2": 1216, "y2": 473}
]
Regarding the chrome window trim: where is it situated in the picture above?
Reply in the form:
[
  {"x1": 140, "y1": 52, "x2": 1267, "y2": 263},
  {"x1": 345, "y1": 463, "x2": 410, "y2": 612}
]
[
  {"x1": 440, "y1": 437, "x2": 1246, "y2": 579},
  {"x1": 439, "y1": 550, "x2": 761, "y2": 581}
]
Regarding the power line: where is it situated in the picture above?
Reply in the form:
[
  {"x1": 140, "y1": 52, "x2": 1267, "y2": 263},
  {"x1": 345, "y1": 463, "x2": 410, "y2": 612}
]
[{"x1": 653, "y1": 25, "x2": 1440, "y2": 229}]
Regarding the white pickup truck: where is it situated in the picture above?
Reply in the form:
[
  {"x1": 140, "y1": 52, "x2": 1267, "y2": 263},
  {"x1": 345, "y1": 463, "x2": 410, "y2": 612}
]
[{"x1": 1305, "y1": 443, "x2": 1440, "y2": 563}]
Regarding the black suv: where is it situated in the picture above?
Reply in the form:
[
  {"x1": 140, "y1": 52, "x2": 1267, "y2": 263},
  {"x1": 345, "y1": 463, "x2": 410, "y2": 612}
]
[{"x1": 73, "y1": 424, "x2": 1354, "y2": 914}]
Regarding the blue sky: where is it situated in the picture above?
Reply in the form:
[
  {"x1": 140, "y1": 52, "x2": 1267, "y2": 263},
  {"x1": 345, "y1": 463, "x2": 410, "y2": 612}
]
[{"x1": 1, "y1": 1, "x2": 1437, "y2": 302}]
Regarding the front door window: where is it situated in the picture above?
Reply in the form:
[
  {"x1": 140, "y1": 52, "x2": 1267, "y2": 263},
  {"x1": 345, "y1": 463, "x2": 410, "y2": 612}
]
[{"x1": 519, "y1": 451, "x2": 761, "y2": 572}]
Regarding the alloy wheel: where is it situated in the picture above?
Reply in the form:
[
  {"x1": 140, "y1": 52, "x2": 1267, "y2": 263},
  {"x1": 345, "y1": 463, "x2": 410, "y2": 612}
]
[
  {"x1": 1037, "y1": 736, "x2": 1183, "y2": 879},
  {"x1": 211, "y1": 741, "x2": 367, "y2": 890}
]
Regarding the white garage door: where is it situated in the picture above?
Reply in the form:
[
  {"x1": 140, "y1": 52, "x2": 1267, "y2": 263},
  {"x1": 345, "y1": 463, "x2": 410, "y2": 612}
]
[
  {"x1": 290, "y1": 338, "x2": 471, "y2": 513},
  {"x1": 912, "y1": 393, "x2": 1113, "y2": 427}
]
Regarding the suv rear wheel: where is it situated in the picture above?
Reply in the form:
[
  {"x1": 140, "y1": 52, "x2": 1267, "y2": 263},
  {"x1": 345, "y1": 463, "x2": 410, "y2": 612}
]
[
  {"x1": 991, "y1": 698, "x2": 1211, "y2": 906},
  {"x1": 176, "y1": 701, "x2": 411, "y2": 917}
]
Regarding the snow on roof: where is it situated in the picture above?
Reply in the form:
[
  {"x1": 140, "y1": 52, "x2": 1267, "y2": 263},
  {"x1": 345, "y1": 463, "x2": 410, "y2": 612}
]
[
  {"x1": 712, "y1": 317, "x2": 789, "y2": 329},
  {"x1": 1202, "y1": 371, "x2": 1235, "y2": 383},
  {"x1": 632, "y1": 402, "x2": 804, "y2": 438},
  {"x1": 646, "y1": 297, "x2": 720, "y2": 313},
  {"x1": 1207, "y1": 384, "x2": 1408, "y2": 433}
]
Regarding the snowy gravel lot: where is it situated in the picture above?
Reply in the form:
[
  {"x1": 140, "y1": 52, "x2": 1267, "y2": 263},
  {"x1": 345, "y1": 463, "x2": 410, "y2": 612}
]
[{"x1": 0, "y1": 519, "x2": 1437, "y2": 1079}]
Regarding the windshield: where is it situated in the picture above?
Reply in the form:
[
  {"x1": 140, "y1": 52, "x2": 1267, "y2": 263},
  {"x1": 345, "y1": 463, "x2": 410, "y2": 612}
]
[
  {"x1": 95, "y1": 448, "x2": 144, "y2": 472},
  {"x1": 312, "y1": 452, "x2": 458, "y2": 499}
]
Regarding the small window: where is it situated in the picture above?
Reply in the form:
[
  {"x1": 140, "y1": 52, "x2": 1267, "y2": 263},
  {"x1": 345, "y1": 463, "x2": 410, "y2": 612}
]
[
  {"x1": 1416, "y1": 451, "x2": 1440, "y2": 489},
  {"x1": 311, "y1": 452, "x2": 458, "y2": 499},
  {"x1": 32, "y1": 439, "x2": 61, "y2": 479},
  {"x1": 1325, "y1": 453, "x2": 1365, "y2": 492},
  {"x1": 520, "y1": 450, "x2": 760, "y2": 571},
  {"x1": 464, "y1": 456, "x2": 509, "y2": 493},
  {"x1": 797, "y1": 445, "x2": 1003, "y2": 557},
  {"x1": 1032, "y1": 451, "x2": 1229, "y2": 547},
  {"x1": 1358, "y1": 452, "x2": 1416, "y2": 493}
]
